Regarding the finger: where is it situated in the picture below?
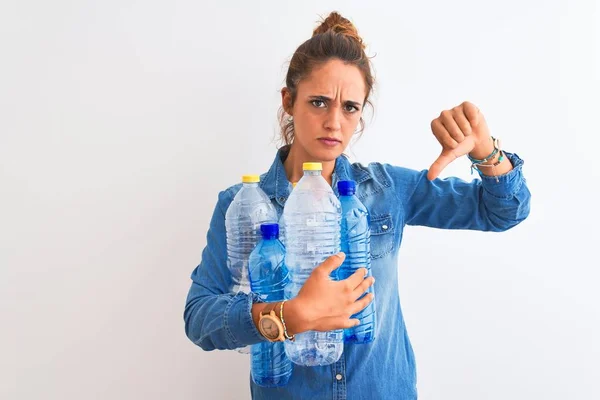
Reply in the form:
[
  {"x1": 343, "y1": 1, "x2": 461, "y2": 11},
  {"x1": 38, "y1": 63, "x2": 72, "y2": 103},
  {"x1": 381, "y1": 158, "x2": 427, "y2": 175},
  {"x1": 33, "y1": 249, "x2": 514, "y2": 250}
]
[
  {"x1": 427, "y1": 149, "x2": 458, "y2": 180},
  {"x1": 428, "y1": 138, "x2": 477, "y2": 180},
  {"x1": 316, "y1": 252, "x2": 346, "y2": 276},
  {"x1": 453, "y1": 109, "x2": 472, "y2": 138},
  {"x1": 441, "y1": 111, "x2": 465, "y2": 143},
  {"x1": 348, "y1": 292, "x2": 375, "y2": 315},
  {"x1": 462, "y1": 101, "x2": 480, "y2": 126},
  {"x1": 344, "y1": 267, "x2": 368, "y2": 289},
  {"x1": 352, "y1": 276, "x2": 375, "y2": 299},
  {"x1": 315, "y1": 316, "x2": 360, "y2": 331},
  {"x1": 431, "y1": 119, "x2": 458, "y2": 149}
]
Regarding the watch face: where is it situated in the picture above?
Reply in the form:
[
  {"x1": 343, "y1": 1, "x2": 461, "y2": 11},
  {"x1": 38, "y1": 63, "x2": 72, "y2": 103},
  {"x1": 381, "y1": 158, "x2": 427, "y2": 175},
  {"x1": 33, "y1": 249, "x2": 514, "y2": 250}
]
[{"x1": 259, "y1": 317, "x2": 280, "y2": 340}]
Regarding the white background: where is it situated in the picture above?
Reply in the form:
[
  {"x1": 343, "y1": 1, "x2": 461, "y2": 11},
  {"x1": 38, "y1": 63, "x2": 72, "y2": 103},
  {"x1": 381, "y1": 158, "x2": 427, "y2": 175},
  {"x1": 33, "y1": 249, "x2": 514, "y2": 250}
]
[{"x1": 1, "y1": 1, "x2": 599, "y2": 399}]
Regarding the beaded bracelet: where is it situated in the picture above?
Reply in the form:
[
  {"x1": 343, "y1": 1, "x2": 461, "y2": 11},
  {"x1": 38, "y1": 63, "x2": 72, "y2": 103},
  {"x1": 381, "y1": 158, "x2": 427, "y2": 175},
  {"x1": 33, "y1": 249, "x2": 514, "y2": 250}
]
[
  {"x1": 468, "y1": 137, "x2": 504, "y2": 182},
  {"x1": 279, "y1": 301, "x2": 295, "y2": 341},
  {"x1": 467, "y1": 137, "x2": 501, "y2": 164},
  {"x1": 475, "y1": 150, "x2": 505, "y2": 168}
]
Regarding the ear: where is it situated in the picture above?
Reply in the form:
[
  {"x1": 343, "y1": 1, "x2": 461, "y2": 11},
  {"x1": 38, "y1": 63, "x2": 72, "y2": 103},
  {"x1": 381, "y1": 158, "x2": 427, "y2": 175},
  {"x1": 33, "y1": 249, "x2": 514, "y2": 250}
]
[{"x1": 281, "y1": 88, "x2": 293, "y2": 116}]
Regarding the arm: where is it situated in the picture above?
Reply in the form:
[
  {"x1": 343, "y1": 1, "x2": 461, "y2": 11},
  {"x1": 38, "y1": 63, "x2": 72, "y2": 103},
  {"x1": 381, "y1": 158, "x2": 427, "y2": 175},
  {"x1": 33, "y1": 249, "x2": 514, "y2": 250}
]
[
  {"x1": 396, "y1": 101, "x2": 530, "y2": 231},
  {"x1": 183, "y1": 190, "x2": 267, "y2": 351},
  {"x1": 184, "y1": 192, "x2": 376, "y2": 351},
  {"x1": 183, "y1": 196, "x2": 375, "y2": 350},
  {"x1": 396, "y1": 152, "x2": 530, "y2": 231}
]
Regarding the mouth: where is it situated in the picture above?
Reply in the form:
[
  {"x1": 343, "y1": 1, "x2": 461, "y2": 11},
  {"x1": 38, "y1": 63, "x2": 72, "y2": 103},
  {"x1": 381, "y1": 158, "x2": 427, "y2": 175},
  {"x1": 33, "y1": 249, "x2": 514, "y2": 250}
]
[{"x1": 317, "y1": 137, "x2": 342, "y2": 147}]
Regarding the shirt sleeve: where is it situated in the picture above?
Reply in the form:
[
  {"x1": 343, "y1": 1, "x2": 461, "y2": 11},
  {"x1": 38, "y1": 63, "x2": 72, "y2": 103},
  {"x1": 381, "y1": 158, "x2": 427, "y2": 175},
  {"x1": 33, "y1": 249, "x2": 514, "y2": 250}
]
[
  {"x1": 183, "y1": 190, "x2": 267, "y2": 351},
  {"x1": 393, "y1": 152, "x2": 531, "y2": 231}
]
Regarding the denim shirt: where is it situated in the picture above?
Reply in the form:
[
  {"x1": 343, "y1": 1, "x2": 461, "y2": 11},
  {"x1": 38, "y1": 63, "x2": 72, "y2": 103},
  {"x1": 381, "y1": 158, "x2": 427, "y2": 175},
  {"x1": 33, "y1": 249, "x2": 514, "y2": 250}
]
[{"x1": 184, "y1": 146, "x2": 531, "y2": 400}]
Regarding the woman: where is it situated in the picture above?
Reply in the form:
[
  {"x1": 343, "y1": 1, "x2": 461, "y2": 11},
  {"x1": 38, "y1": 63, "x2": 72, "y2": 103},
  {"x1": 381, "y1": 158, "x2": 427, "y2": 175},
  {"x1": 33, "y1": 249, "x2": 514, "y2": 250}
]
[{"x1": 184, "y1": 11, "x2": 531, "y2": 400}]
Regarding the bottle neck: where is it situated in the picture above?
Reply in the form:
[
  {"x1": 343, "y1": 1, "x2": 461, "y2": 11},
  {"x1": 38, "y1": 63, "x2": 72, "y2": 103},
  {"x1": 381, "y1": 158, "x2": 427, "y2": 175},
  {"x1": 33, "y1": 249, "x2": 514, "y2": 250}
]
[
  {"x1": 304, "y1": 170, "x2": 322, "y2": 177},
  {"x1": 243, "y1": 182, "x2": 259, "y2": 188}
]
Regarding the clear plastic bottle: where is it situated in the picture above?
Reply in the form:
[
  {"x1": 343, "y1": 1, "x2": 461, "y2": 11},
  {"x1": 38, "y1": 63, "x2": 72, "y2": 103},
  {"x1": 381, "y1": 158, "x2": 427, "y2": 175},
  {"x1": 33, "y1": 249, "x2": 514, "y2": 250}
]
[
  {"x1": 225, "y1": 175, "x2": 277, "y2": 354},
  {"x1": 278, "y1": 181, "x2": 296, "y2": 247},
  {"x1": 282, "y1": 163, "x2": 343, "y2": 366},
  {"x1": 225, "y1": 175, "x2": 277, "y2": 293},
  {"x1": 337, "y1": 180, "x2": 376, "y2": 344},
  {"x1": 249, "y1": 223, "x2": 293, "y2": 387}
]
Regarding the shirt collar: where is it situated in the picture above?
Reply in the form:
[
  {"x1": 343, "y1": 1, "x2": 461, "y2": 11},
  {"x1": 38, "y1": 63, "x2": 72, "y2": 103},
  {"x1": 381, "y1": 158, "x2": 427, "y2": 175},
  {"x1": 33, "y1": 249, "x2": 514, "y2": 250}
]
[{"x1": 260, "y1": 145, "x2": 371, "y2": 207}]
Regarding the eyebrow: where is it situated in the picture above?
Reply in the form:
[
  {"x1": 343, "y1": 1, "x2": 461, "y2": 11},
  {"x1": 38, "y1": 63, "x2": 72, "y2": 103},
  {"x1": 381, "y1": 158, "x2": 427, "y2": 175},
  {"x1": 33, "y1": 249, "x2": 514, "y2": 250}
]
[{"x1": 309, "y1": 95, "x2": 362, "y2": 108}]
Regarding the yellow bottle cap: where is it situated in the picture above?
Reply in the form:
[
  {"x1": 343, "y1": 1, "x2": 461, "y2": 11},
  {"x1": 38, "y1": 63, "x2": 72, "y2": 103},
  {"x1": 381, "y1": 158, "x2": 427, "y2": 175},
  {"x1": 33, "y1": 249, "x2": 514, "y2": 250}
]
[
  {"x1": 242, "y1": 175, "x2": 260, "y2": 183},
  {"x1": 302, "y1": 162, "x2": 322, "y2": 171}
]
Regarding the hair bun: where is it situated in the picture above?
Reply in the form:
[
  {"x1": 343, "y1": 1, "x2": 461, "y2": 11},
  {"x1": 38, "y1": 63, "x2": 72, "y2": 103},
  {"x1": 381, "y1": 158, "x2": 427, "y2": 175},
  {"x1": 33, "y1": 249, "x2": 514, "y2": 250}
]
[{"x1": 312, "y1": 11, "x2": 365, "y2": 50}]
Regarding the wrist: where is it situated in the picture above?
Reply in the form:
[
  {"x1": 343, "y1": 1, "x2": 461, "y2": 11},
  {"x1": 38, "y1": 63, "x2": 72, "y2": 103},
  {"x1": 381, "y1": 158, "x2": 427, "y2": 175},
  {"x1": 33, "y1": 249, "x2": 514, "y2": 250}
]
[
  {"x1": 284, "y1": 298, "x2": 310, "y2": 335},
  {"x1": 469, "y1": 136, "x2": 494, "y2": 160}
]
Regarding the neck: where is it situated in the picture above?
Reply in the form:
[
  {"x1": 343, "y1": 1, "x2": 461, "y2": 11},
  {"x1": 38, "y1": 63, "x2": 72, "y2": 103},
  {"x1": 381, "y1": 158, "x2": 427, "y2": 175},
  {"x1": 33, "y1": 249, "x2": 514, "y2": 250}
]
[{"x1": 283, "y1": 143, "x2": 336, "y2": 186}]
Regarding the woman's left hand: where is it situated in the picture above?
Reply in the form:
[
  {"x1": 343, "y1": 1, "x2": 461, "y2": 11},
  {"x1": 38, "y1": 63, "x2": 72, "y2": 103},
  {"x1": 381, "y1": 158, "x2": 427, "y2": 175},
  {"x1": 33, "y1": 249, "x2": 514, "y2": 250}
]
[{"x1": 427, "y1": 101, "x2": 493, "y2": 180}]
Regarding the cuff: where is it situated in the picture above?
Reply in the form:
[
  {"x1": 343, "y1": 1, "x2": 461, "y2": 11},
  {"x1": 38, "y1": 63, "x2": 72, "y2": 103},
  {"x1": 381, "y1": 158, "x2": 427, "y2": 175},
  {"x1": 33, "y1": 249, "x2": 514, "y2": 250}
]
[
  {"x1": 478, "y1": 152, "x2": 526, "y2": 199},
  {"x1": 224, "y1": 292, "x2": 267, "y2": 348}
]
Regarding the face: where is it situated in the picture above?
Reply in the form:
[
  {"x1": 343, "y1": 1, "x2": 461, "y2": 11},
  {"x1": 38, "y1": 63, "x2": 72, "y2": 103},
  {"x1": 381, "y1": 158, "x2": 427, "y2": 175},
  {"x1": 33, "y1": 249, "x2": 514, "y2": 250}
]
[{"x1": 283, "y1": 58, "x2": 367, "y2": 162}]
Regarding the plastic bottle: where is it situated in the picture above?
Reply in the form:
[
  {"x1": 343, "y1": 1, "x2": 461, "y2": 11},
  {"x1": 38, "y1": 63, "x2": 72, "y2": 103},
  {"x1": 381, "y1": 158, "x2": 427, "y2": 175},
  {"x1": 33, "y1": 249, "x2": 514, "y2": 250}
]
[
  {"x1": 282, "y1": 163, "x2": 343, "y2": 366},
  {"x1": 225, "y1": 175, "x2": 277, "y2": 293},
  {"x1": 249, "y1": 223, "x2": 293, "y2": 387},
  {"x1": 337, "y1": 180, "x2": 376, "y2": 344},
  {"x1": 278, "y1": 182, "x2": 296, "y2": 247},
  {"x1": 225, "y1": 175, "x2": 277, "y2": 354}
]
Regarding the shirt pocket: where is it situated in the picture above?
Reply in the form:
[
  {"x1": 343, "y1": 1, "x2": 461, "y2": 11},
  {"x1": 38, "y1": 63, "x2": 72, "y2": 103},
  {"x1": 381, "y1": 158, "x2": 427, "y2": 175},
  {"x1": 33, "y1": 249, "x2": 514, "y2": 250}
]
[{"x1": 369, "y1": 213, "x2": 394, "y2": 259}]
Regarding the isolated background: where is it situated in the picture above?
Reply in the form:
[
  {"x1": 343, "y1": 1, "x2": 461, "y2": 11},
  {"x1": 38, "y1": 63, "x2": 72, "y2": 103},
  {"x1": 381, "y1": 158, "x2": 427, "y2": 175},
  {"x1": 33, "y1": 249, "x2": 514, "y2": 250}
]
[{"x1": 2, "y1": 1, "x2": 599, "y2": 399}]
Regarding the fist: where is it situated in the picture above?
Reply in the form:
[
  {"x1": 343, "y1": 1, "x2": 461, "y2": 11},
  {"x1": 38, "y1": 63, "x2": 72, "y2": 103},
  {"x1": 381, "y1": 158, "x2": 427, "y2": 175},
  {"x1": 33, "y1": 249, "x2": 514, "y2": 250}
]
[{"x1": 427, "y1": 101, "x2": 492, "y2": 180}]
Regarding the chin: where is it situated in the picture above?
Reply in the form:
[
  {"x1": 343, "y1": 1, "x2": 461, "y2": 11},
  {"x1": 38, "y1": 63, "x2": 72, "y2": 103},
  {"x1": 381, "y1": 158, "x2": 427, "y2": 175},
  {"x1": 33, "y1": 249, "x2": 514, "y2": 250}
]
[{"x1": 309, "y1": 146, "x2": 344, "y2": 162}]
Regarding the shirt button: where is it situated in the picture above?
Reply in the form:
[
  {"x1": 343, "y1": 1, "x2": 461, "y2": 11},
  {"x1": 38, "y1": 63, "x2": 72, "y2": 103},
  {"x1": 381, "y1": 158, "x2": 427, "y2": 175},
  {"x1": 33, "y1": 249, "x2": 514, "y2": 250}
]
[
  {"x1": 279, "y1": 197, "x2": 286, "y2": 202},
  {"x1": 382, "y1": 225, "x2": 388, "y2": 230},
  {"x1": 335, "y1": 374, "x2": 343, "y2": 381}
]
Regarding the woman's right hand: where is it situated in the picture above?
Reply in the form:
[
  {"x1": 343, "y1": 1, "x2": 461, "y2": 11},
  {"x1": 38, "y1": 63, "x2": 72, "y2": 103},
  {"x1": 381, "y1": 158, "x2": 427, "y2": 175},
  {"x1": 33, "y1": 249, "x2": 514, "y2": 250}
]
[{"x1": 285, "y1": 252, "x2": 375, "y2": 334}]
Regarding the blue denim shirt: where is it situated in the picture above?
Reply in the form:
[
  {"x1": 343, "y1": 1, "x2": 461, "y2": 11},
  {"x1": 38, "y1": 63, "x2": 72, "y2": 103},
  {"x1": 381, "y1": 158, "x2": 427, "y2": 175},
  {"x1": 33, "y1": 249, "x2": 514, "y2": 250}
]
[{"x1": 184, "y1": 146, "x2": 531, "y2": 399}]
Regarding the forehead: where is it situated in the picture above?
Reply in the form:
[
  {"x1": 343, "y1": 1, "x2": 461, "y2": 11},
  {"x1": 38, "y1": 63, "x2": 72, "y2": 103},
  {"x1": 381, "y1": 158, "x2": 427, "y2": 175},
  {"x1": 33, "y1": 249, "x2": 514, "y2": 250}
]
[{"x1": 297, "y1": 59, "x2": 366, "y2": 100}]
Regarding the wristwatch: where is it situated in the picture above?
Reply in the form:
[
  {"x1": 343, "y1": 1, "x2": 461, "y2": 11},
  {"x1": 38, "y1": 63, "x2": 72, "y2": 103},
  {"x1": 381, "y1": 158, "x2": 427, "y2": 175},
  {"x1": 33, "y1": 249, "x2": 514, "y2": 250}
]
[{"x1": 258, "y1": 302, "x2": 285, "y2": 342}]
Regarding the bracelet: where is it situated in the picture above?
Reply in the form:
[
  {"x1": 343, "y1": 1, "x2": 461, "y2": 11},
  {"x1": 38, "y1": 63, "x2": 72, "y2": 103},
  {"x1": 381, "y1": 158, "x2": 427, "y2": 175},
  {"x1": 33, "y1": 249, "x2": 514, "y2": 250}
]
[
  {"x1": 279, "y1": 301, "x2": 295, "y2": 341},
  {"x1": 474, "y1": 150, "x2": 505, "y2": 168},
  {"x1": 468, "y1": 137, "x2": 505, "y2": 182},
  {"x1": 467, "y1": 137, "x2": 501, "y2": 164}
]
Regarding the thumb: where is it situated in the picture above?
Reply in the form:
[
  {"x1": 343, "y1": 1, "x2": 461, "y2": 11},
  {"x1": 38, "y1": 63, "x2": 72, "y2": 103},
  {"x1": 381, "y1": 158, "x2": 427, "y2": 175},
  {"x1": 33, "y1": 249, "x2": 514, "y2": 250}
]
[
  {"x1": 427, "y1": 150, "x2": 456, "y2": 180},
  {"x1": 317, "y1": 252, "x2": 346, "y2": 275},
  {"x1": 427, "y1": 139, "x2": 475, "y2": 180}
]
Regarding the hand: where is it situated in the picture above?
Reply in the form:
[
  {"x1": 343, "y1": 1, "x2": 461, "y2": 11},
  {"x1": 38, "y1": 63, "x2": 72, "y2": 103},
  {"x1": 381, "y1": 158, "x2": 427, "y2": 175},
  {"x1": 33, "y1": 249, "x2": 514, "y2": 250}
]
[
  {"x1": 286, "y1": 252, "x2": 375, "y2": 334},
  {"x1": 427, "y1": 101, "x2": 493, "y2": 180}
]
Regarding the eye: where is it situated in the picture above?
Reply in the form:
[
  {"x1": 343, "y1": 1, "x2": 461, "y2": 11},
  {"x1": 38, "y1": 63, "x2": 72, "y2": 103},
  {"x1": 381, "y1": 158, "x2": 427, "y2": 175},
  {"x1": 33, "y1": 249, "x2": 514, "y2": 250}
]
[
  {"x1": 344, "y1": 104, "x2": 359, "y2": 113},
  {"x1": 311, "y1": 99, "x2": 326, "y2": 108}
]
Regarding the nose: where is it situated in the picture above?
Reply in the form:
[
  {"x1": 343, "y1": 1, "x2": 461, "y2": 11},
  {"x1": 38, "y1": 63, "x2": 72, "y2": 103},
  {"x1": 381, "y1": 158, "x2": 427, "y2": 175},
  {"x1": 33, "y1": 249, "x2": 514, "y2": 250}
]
[{"x1": 324, "y1": 107, "x2": 342, "y2": 132}]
